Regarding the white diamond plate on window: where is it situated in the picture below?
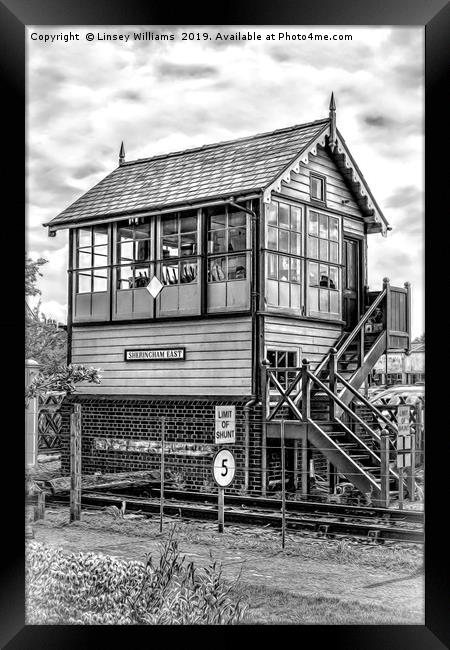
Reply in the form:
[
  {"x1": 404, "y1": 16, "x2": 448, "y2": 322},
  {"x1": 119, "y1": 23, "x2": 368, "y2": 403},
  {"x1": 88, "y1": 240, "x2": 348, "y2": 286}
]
[{"x1": 146, "y1": 275, "x2": 163, "y2": 298}]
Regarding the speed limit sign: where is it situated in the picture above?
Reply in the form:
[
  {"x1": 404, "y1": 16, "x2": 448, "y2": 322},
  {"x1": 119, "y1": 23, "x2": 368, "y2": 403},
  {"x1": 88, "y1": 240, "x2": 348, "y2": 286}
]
[{"x1": 212, "y1": 449, "x2": 236, "y2": 487}]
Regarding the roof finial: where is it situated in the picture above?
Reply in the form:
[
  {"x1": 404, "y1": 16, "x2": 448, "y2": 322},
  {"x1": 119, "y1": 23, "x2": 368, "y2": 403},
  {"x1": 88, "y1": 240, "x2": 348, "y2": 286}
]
[
  {"x1": 329, "y1": 92, "x2": 337, "y2": 153},
  {"x1": 119, "y1": 141, "x2": 125, "y2": 166}
]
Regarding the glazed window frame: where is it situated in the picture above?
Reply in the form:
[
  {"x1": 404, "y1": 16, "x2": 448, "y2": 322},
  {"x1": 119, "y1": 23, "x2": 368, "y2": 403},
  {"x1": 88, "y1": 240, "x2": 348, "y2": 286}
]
[
  {"x1": 265, "y1": 199, "x2": 304, "y2": 313},
  {"x1": 266, "y1": 348, "x2": 300, "y2": 394},
  {"x1": 114, "y1": 217, "x2": 154, "y2": 291},
  {"x1": 158, "y1": 209, "x2": 200, "y2": 287},
  {"x1": 310, "y1": 173, "x2": 326, "y2": 204},
  {"x1": 74, "y1": 224, "x2": 109, "y2": 294},
  {"x1": 307, "y1": 209, "x2": 342, "y2": 318}
]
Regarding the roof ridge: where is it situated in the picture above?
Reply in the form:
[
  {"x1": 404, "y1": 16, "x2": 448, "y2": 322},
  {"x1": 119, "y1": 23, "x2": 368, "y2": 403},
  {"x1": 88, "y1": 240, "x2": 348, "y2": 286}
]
[{"x1": 121, "y1": 118, "x2": 330, "y2": 168}]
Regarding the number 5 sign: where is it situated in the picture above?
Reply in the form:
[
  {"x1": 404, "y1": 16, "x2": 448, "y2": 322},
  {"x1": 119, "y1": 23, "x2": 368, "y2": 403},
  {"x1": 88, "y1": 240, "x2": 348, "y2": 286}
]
[{"x1": 212, "y1": 449, "x2": 236, "y2": 487}]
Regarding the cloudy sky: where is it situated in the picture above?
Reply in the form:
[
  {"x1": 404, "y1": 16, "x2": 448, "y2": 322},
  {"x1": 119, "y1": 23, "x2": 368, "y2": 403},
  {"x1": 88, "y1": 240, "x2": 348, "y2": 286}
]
[{"x1": 26, "y1": 25, "x2": 424, "y2": 337}]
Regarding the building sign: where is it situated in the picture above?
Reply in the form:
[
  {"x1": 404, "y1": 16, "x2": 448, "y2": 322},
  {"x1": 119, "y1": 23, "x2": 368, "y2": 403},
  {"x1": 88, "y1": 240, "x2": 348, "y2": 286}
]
[
  {"x1": 124, "y1": 347, "x2": 185, "y2": 361},
  {"x1": 215, "y1": 406, "x2": 236, "y2": 444}
]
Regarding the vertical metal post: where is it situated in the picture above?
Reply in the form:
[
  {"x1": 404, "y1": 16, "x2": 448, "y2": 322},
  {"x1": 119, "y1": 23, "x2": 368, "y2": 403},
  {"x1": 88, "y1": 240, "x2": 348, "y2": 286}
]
[
  {"x1": 70, "y1": 403, "x2": 82, "y2": 522},
  {"x1": 293, "y1": 440, "x2": 299, "y2": 490},
  {"x1": 398, "y1": 467, "x2": 404, "y2": 510},
  {"x1": 261, "y1": 360, "x2": 270, "y2": 497},
  {"x1": 329, "y1": 348, "x2": 337, "y2": 420},
  {"x1": 218, "y1": 487, "x2": 224, "y2": 533},
  {"x1": 406, "y1": 434, "x2": 416, "y2": 501},
  {"x1": 160, "y1": 416, "x2": 165, "y2": 533},
  {"x1": 281, "y1": 419, "x2": 286, "y2": 550},
  {"x1": 380, "y1": 429, "x2": 390, "y2": 509}
]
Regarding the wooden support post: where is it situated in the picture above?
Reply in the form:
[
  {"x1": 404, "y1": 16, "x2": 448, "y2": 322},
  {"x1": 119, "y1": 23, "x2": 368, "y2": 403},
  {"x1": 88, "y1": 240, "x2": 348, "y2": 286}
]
[
  {"x1": 406, "y1": 434, "x2": 416, "y2": 501},
  {"x1": 261, "y1": 360, "x2": 270, "y2": 497},
  {"x1": 70, "y1": 403, "x2": 82, "y2": 522},
  {"x1": 34, "y1": 491, "x2": 46, "y2": 521},
  {"x1": 404, "y1": 282, "x2": 412, "y2": 350},
  {"x1": 281, "y1": 419, "x2": 286, "y2": 549},
  {"x1": 218, "y1": 487, "x2": 224, "y2": 533},
  {"x1": 160, "y1": 416, "x2": 165, "y2": 533},
  {"x1": 380, "y1": 429, "x2": 390, "y2": 509},
  {"x1": 327, "y1": 461, "x2": 336, "y2": 495},
  {"x1": 383, "y1": 277, "x2": 391, "y2": 349},
  {"x1": 301, "y1": 359, "x2": 311, "y2": 497},
  {"x1": 25, "y1": 359, "x2": 40, "y2": 469},
  {"x1": 293, "y1": 440, "x2": 299, "y2": 490}
]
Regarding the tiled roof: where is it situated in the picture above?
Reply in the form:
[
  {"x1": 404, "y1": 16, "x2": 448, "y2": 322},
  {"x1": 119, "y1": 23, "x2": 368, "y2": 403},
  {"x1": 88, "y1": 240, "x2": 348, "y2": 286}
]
[{"x1": 45, "y1": 119, "x2": 329, "y2": 228}]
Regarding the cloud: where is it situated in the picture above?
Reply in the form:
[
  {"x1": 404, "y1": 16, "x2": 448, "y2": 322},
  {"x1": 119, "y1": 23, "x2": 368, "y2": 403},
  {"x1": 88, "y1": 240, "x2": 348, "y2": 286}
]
[{"x1": 155, "y1": 62, "x2": 218, "y2": 79}]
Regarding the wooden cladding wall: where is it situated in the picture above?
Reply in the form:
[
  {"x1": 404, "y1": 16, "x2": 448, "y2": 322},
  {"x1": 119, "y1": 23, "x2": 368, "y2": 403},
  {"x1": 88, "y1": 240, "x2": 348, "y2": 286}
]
[
  {"x1": 71, "y1": 317, "x2": 253, "y2": 396},
  {"x1": 279, "y1": 147, "x2": 365, "y2": 223},
  {"x1": 264, "y1": 315, "x2": 342, "y2": 371}
]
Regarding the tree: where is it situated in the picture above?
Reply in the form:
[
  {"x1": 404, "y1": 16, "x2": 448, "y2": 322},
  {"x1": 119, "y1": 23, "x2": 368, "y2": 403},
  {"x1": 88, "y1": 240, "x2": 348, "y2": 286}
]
[
  {"x1": 412, "y1": 333, "x2": 425, "y2": 344},
  {"x1": 26, "y1": 364, "x2": 102, "y2": 403},
  {"x1": 25, "y1": 254, "x2": 67, "y2": 372}
]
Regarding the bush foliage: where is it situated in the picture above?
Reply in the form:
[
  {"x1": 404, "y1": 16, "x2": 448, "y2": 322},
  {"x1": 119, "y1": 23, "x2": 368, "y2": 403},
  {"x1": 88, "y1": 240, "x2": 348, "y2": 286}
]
[{"x1": 26, "y1": 532, "x2": 247, "y2": 625}]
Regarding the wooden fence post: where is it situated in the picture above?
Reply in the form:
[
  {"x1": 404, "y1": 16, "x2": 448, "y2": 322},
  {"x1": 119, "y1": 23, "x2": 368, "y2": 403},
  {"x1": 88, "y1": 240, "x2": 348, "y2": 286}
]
[
  {"x1": 70, "y1": 403, "x2": 82, "y2": 522},
  {"x1": 301, "y1": 359, "x2": 311, "y2": 497}
]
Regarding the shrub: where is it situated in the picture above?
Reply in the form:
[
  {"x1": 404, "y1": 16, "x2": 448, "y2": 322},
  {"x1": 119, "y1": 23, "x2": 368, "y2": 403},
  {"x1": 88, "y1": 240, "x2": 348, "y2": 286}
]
[{"x1": 26, "y1": 529, "x2": 247, "y2": 625}]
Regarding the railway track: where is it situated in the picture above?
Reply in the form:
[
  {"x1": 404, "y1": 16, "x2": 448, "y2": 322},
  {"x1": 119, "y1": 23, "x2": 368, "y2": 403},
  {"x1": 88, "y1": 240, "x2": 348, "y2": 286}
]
[{"x1": 47, "y1": 488, "x2": 424, "y2": 544}]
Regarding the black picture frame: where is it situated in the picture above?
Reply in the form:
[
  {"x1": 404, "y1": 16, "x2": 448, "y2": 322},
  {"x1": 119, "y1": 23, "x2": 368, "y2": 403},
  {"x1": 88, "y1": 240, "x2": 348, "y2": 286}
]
[{"x1": 5, "y1": 0, "x2": 447, "y2": 646}]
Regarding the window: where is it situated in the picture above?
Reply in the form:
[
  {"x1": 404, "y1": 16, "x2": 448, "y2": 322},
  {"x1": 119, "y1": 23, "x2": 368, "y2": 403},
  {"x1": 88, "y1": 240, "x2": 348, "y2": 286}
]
[
  {"x1": 207, "y1": 205, "x2": 250, "y2": 311},
  {"x1": 160, "y1": 211, "x2": 198, "y2": 286},
  {"x1": 307, "y1": 210, "x2": 340, "y2": 316},
  {"x1": 266, "y1": 200, "x2": 302, "y2": 311},
  {"x1": 76, "y1": 225, "x2": 109, "y2": 293},
  {"x1": 116, "y1": 219, "x2": 152, "y2": 290},
  {"x1": 310, "y1": 174, "x2": 325, "y2": 202},
  {"x1": 267, "y1": 349, "x2": 298, "y2": 390}
]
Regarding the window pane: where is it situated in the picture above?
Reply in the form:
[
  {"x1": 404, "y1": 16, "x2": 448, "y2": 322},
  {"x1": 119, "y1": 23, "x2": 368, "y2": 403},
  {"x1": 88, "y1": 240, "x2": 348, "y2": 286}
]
[
  {"x1": 93, "y1": 225, "x2": 108, "y2": 245},
  {"x1": 180, "y1": 213, "x2": 197, "y2": 233},
  {"x1": 329, "y1": 291, "x2": 339, "y2": 314},
  {"x1": 93, "y1": 246, "x2": 108, "y2": 267},
  {"x1": 329, "y1": 241, "x2": 339, "y2": 263},
  {"x1": 209, "y1": 257, "x2": 227, "y2": 282},
  {"x1": 320, "y1": 265, "x2": 329, "y2": 287},
  {"x1": 134, "y1": 222, "x2": 151, "y2": 239},
  {"x1": 329, "y1": 217, "x2": 339, "y2": 241},
  {"x1": 319, "y1": 239, "x2": 328, "y2": 261},
  {"x1": 278, "y1": 229, "x2": 289, "y2": 253},
  {"x1": 162, "y1": 236, "x2": 179, "y2": 258},
  {"x1": 162, "y1": 262, "x2": 179, "y2": 285},
  {"x1": 290, "y1": 258, "x2": 301, "y2": 283},
  {"x1": 93, "y1": 269, "x2": 107, "y2": 292},
  {"x1": 290, "y1": 284, "x2": 301, "y2": 310},
  {"x1": 180, "y1": 233, "x2": 197, "y2": 257},
  {"x1": 134, "y1": 269, "x2": 150, "y2": 288},
  {"x1": 78, "y1": 228, "x2": 92, "y2": 247},
  {"x1": 278, "y1": 203, "x2": 290, "y2": 228},
  {"x1": 77, "y1": 271, "x2": 91, "y2": 293},
  {"x1": 162, "y1": 216, "x2": 177, "y2": 236},
  {"x1": 308, "y1": 236, "x2": 318, "y2": 258},
  {"x1": 290, "y1": 232, "x2": 301, "y2": 255},
  {"x1": 118, "y1": 266, "x2": 133, "y2": 290},
  {"x1": 320, "y1": 289, "x2": 329, "y2": 311},
  {"x1": 136, "y1": 239, "x2": 151, "y2": 261},
  {"x1": 268, "y1": 227, "x2": 277, "y2": 249},
  {"x1": 267, "y1": 350, "x2": 277, "y2": 367},
  {"x1": 309, "y1": 212, "x2": 318, "y2": 235},
  {"x1": 228, "y1": 255, "x2": 246, "y2": 280},
  {"x1": 267, "y1": 253, "x2": 277, "y2": 279},
  {"x1": 279, "y1": 256, "x2": 290, "y2": 282},
  {"x1": 267, "y1": 280, "x2": 278, "y2": 306},
  {"x1": 228, "y1": 227, "x2": 246, "y2": 251},
  {"x1": 278, "y1": 351, "x2": 287, "y2": 367},
  {"x1": 228, "y1": 210, "x2": 246, "y2": 227},
  {"x1": 208, "y1": 209, "x2": 226, "y2": 230},
  {"x1": 279, "y1": 282, "x2": 290, "y2": 308},
  {"x1": 309, "y1": 287, "x2": 319, "y2": 311},
  {"x1": 180, "y1": 260, "x2": 198, "y2": 283},
  {"x1": 291, "y1": 206, "x2": 301, "y2": 232},
  {"x1": 117, "y1": 225, "x2": 134, "y2": 242},
  {"x1": 308, "y1": 262, "x2": 318, "y2": 286},
  {"x1": 119, "y1": 241, "x2": 133, "y2": 263},
  {"x1": 287, "y1": 352, "x2": 296, "y2": 367},
  {"x1": 267, "y1": 202, "x2": 277, "y2": 226},
  {"x1": 78, "y1": 250, "x2": 91, "y2": 268},
  {"x1": 311, "y1": 177, "x2": 324, "y2": 200},
  {"x1": 319, "y1": 214, "x2": 328, "y2": 238},
  {"x1": 209, "y1": 229, "x2": 226, "y2": 253},
  {"x1": 329, "y1": 266, "x2": 338, "y2": 290}
]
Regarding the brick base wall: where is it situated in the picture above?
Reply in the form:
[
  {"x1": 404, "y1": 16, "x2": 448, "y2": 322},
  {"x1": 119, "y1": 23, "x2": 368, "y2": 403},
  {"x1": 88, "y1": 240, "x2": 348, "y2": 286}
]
[{"x1": 60, "y1": 397, "x2": 264, "y2": 495}]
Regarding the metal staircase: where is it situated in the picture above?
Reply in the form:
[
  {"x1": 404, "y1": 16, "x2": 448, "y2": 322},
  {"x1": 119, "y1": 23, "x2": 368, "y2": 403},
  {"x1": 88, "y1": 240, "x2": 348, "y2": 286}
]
[{"x1": 265, "y1": 279, "x2": 412, "y2": 505}]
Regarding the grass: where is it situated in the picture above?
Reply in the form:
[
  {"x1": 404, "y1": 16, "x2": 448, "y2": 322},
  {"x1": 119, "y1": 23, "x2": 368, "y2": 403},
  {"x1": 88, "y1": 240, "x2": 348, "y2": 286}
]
[{"x1": 237, "y1": 584, "x2": 421, "y2": 625}]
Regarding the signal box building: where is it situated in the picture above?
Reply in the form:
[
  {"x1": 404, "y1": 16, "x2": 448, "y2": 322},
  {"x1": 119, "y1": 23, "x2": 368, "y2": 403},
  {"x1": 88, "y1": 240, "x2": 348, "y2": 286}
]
[{"x1": 45, "y1": 96, "x2": 411, "y2": 501}]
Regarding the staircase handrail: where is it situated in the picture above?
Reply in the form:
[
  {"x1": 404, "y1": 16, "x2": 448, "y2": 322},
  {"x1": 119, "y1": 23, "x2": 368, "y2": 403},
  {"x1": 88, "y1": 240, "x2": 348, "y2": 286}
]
[
  {"x1": 335, "y1": 371, "x2": 398, "y2": 435},
  {"x1": 306, "y1": 370, "x2": 381, "y2": 444}
]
